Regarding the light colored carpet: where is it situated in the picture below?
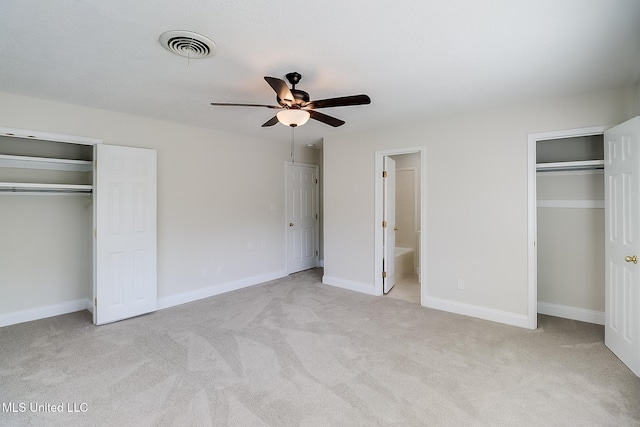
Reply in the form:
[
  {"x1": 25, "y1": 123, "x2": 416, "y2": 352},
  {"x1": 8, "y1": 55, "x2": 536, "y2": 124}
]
[{"x1": 1, "y1": 268, "x2": 639, "y2": 426}]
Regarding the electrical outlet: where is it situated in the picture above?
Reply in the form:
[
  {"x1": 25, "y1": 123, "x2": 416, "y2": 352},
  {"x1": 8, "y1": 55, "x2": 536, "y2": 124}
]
[{"x1": 457, "y1": 279, "x2": 465, "y2": 290}]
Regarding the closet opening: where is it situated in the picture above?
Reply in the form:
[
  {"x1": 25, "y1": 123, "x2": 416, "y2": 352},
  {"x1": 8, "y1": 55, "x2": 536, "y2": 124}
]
[
  {"x1": 527, "y1": 125, "x2": 608, "y2": 329},
  {"x1": 0, "y1": 130, "x2": 97, "y2": 327}
]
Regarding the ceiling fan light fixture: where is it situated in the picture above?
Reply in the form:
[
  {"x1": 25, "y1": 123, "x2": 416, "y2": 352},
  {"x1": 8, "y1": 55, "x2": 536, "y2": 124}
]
[{"x1": 277, "y1": 109, "x2": 310, "y2": 127}]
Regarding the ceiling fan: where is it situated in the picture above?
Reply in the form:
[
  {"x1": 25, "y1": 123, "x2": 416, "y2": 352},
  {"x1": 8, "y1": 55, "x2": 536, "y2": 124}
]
[{"x1": 210, "y1": 72, "x2": 371, "y2": 128}]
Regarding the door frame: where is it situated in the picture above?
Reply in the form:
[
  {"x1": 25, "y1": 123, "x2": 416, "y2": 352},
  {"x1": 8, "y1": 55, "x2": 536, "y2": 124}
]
[
  {"x1": 284, "y1": 161, "x2": 320, "y2": 274},
  {"x1": 374, "y1": 146, "x2": 426, "y2": 302},
  {"x1": 526, "y1": 124, "x2": 610, "y2": 329}
]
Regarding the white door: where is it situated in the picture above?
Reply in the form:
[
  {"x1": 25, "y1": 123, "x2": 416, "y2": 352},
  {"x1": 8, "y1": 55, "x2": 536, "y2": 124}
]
[
  {"x1": 383, "y1": 157, "x2": 396, "y2": 293},
  {"x1": 286, "y1": 163, "x2": 318, "y2": 274},
  {"x1": 605, "y1": 116, "x2": 640, "y2": 376},
  {"x1": 94, "y1": 145, "x2": 157, "y2": 325}
]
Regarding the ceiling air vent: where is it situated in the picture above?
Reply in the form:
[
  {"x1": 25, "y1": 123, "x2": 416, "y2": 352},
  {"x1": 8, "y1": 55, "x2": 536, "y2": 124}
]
[{"x1": 159, "y1": 30, "x2": 216, "y2": 59}]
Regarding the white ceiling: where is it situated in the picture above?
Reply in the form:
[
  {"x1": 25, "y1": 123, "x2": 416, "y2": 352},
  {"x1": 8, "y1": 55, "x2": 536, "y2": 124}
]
[{"x1": 1, "y1": 0, "x2": 639, "y2": 146}]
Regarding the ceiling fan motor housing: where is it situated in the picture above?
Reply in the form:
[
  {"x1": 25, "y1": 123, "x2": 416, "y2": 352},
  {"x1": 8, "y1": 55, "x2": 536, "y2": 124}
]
[{"x1": 278, "y1": 89, "x2": 310, "y2": 108}]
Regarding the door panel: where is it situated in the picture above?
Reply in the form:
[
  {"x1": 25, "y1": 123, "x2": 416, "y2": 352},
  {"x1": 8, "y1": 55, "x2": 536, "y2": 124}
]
[
  {"x1": 383, "y1": 157, "x2": 396, "y2": 293},
  {"x1": 287, "y1": 164, "x2": 318, "y2": 273},
  {"x1": 605, "y1": 116, "x2": 640, "y2": 376},
  {"x1": 94, "y1": 145, "x2": 157, "y2": 325}
]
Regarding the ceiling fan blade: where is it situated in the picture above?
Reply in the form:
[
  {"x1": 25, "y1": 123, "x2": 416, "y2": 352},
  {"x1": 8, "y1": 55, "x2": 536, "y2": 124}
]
[
  {"x1": 309, "y1": 110, "x2": 345, "y2": 127},
  {"x1": 210, "y1": 102, "x2": 280, "y2": 109},
  {"x1": 305, "y1": 94, "x2": 371, "y2": 109},
  {"x1": 261, "y1": 116, "x2": 280, "y2": 127},
  {"x1": 264, "y1": 77, "x2": 295, "y2": 105}
]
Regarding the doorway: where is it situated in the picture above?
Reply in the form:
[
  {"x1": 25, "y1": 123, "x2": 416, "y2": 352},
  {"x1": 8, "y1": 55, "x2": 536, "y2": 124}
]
[
  {"x1": 527, "y1": 125, "x2": 608, "y2": 329},
  {"x1": 374, "y1": 147, "x2": 426, "y2": 304}
]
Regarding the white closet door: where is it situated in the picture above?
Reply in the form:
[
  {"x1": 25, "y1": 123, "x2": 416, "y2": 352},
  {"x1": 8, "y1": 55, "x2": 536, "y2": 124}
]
[
  {"x1": 604, "y1": 116, "x2": 640, "y2": 376},
  {"x1": 94, "y1": 145, "x2": 157, "y2": 325}
]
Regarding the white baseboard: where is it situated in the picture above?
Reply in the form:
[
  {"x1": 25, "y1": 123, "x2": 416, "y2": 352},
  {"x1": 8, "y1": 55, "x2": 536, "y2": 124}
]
[
  {"x1": 0, "y1": 298, "x2": 90, "y2": 328},
  {"x1": 322, "y1": 275, "x2": 376, "y2": 295},
  {"x1": 157, "y1": 269, "x2": 288, "y2": 310},
  {"x1": 423, "y1": 296, "x2": 530, "y2": 329},
  {"x1": 537, "y1": 301, "x2": 604, "y2": 325},
  {"x1": 0, "y1": 271, "x2": 288, "y2": 328}
]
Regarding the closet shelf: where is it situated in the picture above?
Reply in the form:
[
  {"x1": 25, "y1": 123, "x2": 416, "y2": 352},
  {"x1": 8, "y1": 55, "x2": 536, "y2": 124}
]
[
  {"x1": 0, "y1": 182, "x2": 93, "y2": 193},
  {"x1": 536, "y1": 159, "x2": 604, "y2": 172},
  {"x1": 0, "y1": 154, "x2": 93, "y2": 172}
]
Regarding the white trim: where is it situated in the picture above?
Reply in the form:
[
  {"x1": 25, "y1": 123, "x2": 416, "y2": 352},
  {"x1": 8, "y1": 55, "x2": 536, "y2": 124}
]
[
  {"x1": 537, "y1": 199, "x2": 604, "y2": 209},
  {"x1": 1, "y1": 271, "x2": 287, "y2": 328},
  {"x1": 0, "y1": 154, "x2": 93, "y2": 172},
  {"x1": 537, "y1": 302, "x2": 604, "y2": 325},
  {"x1": 0, "y1": 126, "x2": 102, "y2": 146},
  {"x1": 374, "y1": 147, "x2": 426, "y2": 300},
  {"x1": 322, "y1": 275, "x2": 376, "y2": 295},
  {"x1": 0, "y1": 298, "x2": 90, "y2": 328},
  {"x1": 424, "y1": 296, "x2": 530, "y2": 328},
  {"x1": 157, "y1": 270, "x2": 287, "y2": 310},
  {"x1": 527, "y1": 125, "x2": 610, "y2": 330}
]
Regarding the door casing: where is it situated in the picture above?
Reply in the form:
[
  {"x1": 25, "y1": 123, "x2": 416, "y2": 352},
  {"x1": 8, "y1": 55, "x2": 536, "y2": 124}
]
[{"x1": 527, "y1": 125, "x2": 610, "y2": 330}]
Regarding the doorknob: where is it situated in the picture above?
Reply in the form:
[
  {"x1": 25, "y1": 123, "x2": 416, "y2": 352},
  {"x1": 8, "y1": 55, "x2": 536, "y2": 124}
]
[
  {"x1": 625, "y1": 255, "x2": 638, "y2": 264},
  {"x1": 394, "y1": 226, "x2": 399, "y2": 231},
  {"x1": 289, "y1": 223, "x2": 294, "y2": 227}
]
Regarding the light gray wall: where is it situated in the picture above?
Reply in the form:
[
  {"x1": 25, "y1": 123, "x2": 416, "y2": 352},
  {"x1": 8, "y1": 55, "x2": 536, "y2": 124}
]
[
  {"x1": 1, "y1": 195, "x2": 92, "y2": 312},
  {"x1": 323, "y1": 85, "x2": 639, "y2": 318},
  {"x1": 537, "y1": 172, "x2": 604, "y2": 312},
  {"x1": 0, "y1": 90, "x2": 320, "y2": 315}
]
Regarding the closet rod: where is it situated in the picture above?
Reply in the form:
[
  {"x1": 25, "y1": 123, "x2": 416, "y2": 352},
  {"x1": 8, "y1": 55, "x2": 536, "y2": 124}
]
[
  {"x1": 536, "y1": 166, "x2": 604, "y2": 173},
  {"x1": 0, "y1": 188, "x2": 92, "y2": 194},
  {"x1": 536, "y1": 159, "x2": 604, "y2": 172}
]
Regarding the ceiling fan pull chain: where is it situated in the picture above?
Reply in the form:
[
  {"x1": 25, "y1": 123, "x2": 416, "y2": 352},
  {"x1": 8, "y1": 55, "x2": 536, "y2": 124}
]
[{"x1": 290, "y1": 126, "x2": 295, "y2": 164}]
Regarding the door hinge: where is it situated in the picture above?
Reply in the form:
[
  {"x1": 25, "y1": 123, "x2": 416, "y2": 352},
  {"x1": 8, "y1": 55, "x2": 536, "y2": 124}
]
[
  {"x1": 315, "y1": 250, "x2": 318, "y2": 256},
  {"x1": 383, "y1": 170, "x2": 388, "y2": 178},
  {"x1": 382, "y1": 271, "x2": 387, "y2": 278},
  {"x1": 94, "y1": 297, "x2": 97, "y2": 307},
  {"x1": 315, "y1": 178, "x2": 318, "y2": 184},
  {"x1": 94, "y1": 228, "x2": 97, "y2": 238},
  {"x1": 94, "y1": 160, "x2": 97, "y2": 170},
  {"x1": 316, "y1": 214, "x2": 318, "y2": 220},
  {"x1": 382, "y1": 220, "x2": 387, "y2": 228}
]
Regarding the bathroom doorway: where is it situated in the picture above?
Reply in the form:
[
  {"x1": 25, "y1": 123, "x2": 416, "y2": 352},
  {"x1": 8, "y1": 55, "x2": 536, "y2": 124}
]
[{"x1": 375, "y1": 147, "x2": 425, "y2": 304}]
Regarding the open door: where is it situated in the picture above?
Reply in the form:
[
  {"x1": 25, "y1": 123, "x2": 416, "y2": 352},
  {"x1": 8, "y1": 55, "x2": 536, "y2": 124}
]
[
  {"x1": 605, "y1": 116, "x2": 640, "y2": 376},
  {"x1": 93, "y1": 144, "x2": 157, "y2": 325},
  {"x1": 383, "y1": 157, "x2": 396, "y2": 293}
]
